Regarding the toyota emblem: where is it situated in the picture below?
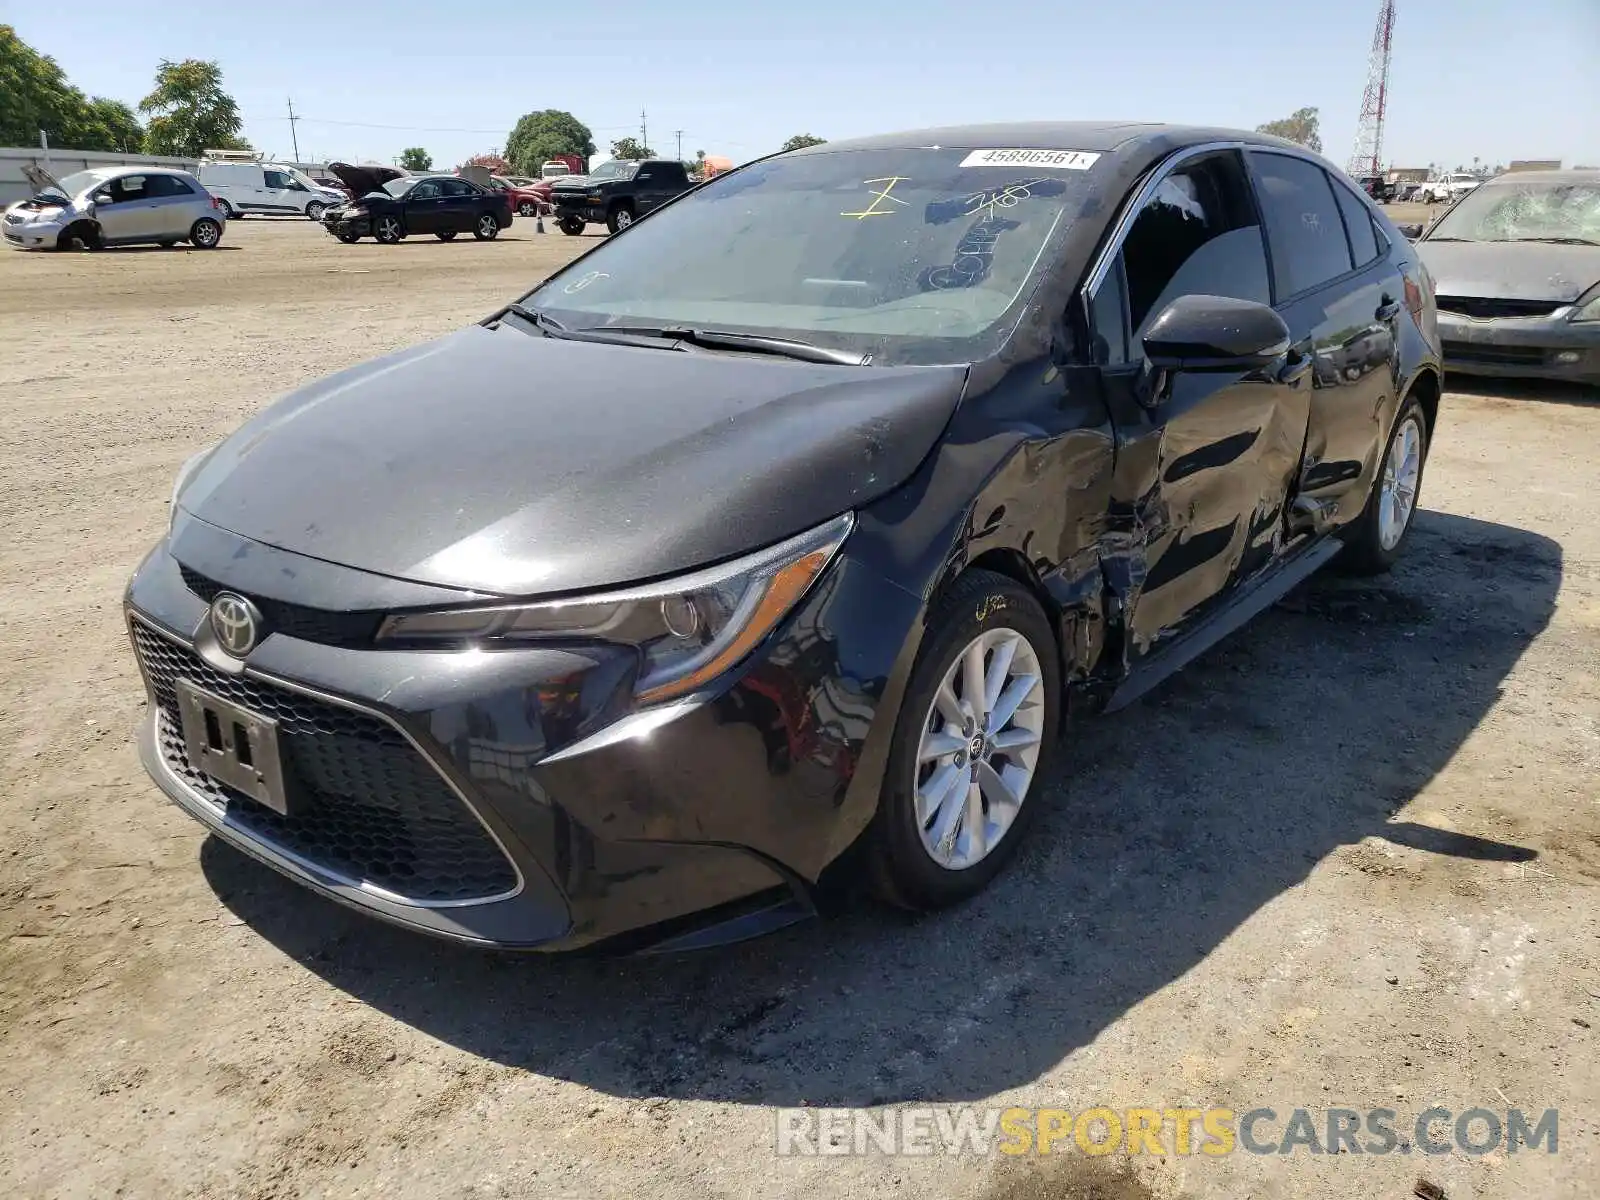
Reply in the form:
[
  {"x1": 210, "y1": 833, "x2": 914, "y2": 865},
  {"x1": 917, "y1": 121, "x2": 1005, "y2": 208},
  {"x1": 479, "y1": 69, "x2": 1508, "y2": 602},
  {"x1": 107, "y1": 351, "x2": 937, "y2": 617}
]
[{"x1": 209, "y1": 592, "x2": 261, "y2": 658}]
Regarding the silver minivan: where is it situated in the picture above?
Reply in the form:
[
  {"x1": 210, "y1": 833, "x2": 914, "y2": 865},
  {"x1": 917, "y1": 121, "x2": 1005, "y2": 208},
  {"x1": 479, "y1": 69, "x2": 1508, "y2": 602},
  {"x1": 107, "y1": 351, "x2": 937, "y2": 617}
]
[{"x1": 3, "y1": 165, "x2": 225, "y2": 250}]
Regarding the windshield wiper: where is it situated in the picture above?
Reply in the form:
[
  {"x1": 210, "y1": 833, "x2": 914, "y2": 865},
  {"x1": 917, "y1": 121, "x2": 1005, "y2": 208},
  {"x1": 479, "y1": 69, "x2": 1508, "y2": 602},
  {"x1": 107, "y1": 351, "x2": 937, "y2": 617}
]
[
  {"x1": 1507, "y1": 236, "x2": 1600, "y2": 246},
  {"x1": 496, "y1": 304, "x2": 694, "y2": 352},
  {"x1": 596, "y1": 325, "x2": 869, "y2": 366}
]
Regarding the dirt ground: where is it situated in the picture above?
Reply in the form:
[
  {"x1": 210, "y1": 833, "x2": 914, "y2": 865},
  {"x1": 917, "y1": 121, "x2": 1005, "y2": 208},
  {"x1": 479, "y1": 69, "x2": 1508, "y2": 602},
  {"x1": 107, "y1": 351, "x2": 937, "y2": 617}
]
[{"x1": 1, "y1": 217, "x2": 1597, "y2": 1200}]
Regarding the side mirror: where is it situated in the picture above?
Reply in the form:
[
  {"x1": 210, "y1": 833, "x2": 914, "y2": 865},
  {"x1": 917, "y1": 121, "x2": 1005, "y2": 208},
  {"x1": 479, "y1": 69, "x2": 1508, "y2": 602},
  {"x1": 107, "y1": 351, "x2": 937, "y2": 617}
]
[
  {"x1": 1397, "y1": 223, "x2": 1424, "y2": 240},
  {"x1": 92, "y1": 191, "x2": 113, "y2": 205},
  {"x1": 1141, "y1": 294, "x2": 1291, "y2": 372}
]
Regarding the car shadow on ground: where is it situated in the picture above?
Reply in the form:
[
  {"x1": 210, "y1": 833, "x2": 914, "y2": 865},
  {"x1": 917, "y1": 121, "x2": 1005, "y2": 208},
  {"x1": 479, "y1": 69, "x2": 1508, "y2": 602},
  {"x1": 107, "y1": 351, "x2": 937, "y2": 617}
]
[
  {"x1": 203, "y1": 509, "x2": 1559, "y2": 1107},
  {"x1": 1447, "y1": 377, "x2": 1598, "y2": 407}
]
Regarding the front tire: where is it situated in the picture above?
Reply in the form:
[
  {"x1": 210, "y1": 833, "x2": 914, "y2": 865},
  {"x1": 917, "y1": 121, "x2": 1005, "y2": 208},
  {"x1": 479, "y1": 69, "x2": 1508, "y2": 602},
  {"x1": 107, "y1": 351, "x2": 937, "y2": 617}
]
[
  {"x1": 374, "y1": 214, "x2": 403, "y2": 244},
  {"x1": 188, "y1": 218, "x2": 222, "y2": 249},
  {"x1": 868, "y1": 570, "x2": 1061, "y2": 911},
  {"x1": 1340, "y1": 392, "x2": 1429, "y2": 575},
  {"x1": 56, "y1": 222, "x2": 100, "y2": 251},
  {"x1": 473, "y1": 213, "x2": 500, "y2": 240},
  {"x1": 306, "y1": 201, "x2": 325, "y2": 221}
]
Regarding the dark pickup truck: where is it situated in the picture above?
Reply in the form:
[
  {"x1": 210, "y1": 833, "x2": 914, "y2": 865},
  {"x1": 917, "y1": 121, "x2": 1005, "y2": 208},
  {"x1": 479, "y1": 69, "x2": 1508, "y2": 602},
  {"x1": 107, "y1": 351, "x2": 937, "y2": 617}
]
[{"x1": 549, "y1": 158, "x2": 694, "y2": 235}]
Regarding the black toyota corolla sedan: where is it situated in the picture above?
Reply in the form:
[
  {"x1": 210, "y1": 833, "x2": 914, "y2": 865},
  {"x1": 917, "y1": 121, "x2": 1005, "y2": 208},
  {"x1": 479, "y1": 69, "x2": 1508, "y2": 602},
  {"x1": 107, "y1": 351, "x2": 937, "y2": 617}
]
[{"x1": 126, "y1": 123, "x2": 1442, "y2": 951}]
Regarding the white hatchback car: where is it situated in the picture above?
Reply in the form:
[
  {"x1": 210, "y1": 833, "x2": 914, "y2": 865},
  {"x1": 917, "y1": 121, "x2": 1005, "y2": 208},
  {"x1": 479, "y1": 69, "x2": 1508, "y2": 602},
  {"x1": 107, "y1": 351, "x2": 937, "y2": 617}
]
[{"x1": 3, "y1": 165, "x2": 225, "y2": 251}]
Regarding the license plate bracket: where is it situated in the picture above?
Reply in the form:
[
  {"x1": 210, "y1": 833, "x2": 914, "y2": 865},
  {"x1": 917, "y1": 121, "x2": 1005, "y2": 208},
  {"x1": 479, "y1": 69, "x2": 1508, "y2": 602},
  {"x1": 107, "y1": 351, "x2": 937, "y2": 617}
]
[{"x1": 174, "y1": 680, "x2": 292, "y2": 815}]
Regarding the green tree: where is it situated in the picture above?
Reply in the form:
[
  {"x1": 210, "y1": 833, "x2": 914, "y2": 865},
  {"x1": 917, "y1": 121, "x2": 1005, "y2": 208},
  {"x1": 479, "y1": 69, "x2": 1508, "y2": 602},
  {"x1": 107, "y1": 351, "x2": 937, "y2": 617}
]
[
  {"x1": 74, "y1": 98, "x2": 144, "y2": 152},
  {"x1": 1255, "y1": 108, "x2": 1321, "y2": 153},
  {"x1": 0, "y1": 26, "x2": 144, "y2": 151},
  {"x1": 399, "y1": 146, "x2": 433, "y2": 171},
  {"x1": 780, "y1": 134, "x2": 826, "y2": 153},
  {"x1": 610, "y1": 136, "x2": 654, "y2": 160},
  {"x1": 139, "y1": 59, "x2": 247, "y2": 156},
  {"x1": 505, "y1": 109, "x2": 595, "y2": 177}
]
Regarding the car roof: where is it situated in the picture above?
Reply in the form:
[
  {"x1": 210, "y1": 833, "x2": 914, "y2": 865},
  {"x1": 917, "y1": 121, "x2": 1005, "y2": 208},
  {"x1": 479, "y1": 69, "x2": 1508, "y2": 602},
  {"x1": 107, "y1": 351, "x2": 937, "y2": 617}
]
[
  {"x1": 1479, "y1": 168, "x2": 1600, "y2": 186},
  {"x1": 102, "y1": 166, "x2": 196, "y2": 179},
  {"x1": 789, "y1": 121, "x2": 1304, "y2": 156}
]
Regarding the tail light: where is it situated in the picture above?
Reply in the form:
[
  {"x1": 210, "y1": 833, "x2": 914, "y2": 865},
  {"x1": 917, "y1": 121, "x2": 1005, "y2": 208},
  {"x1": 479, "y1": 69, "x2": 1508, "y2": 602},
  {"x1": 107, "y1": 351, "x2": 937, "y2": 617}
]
[
  {"x1": 211, "y1": 195, "x2": 222, "y2": 211},
  {"x1": 1404, "y1": 275, "x2": 1423, "y2": 318}
]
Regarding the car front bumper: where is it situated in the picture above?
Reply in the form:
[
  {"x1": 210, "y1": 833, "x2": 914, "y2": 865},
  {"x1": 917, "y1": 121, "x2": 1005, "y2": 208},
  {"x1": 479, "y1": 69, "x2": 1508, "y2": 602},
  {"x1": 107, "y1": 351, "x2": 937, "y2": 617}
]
[
  {"x1": 1438, "y1": 309, "x2": 1600, "y2": 386},
  {"x1": 124, "y1": 519, "x2": 921, "y2": 950},
  {"x1": 3, "y1": 215, "x2": 65, "y2": 248},
  {"x1": 322, "y1": 211, "x2": 372, "y2": 238}
]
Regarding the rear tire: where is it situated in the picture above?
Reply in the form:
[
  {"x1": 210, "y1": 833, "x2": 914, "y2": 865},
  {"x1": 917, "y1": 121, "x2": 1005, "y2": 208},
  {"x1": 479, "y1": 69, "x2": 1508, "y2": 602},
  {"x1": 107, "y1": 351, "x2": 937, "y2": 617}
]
[
  {"x1": 436, "y1": 230, "x2": 458, "y2": 241},
  {"x1": 473, "y1": 213, "x2": 499, "y2": 241},
  {"x1": 606, "y1": 205, "x2": 634, "y2": 234},
  {"x1": 868, "y1": 570, "x2": 1061, "y2": 911},
  {"x1": 558, "y1": 216, "x2": 585, "y2": 236},
  {"x1": 1339, "y1": 392, "x2": 1429, "y2": 575},
  {"x1": 214, "y1": 198, "x2": 235, "y2": 219},
  {"x1": 518, "y1": 201, "x2": 536, "y2": 217},
  {"x1": 335, "y1": 231, "x2": 361, "y2": 244},
  {"x1": 188, "y1": 218, "x2": 222, "y2": 249}
]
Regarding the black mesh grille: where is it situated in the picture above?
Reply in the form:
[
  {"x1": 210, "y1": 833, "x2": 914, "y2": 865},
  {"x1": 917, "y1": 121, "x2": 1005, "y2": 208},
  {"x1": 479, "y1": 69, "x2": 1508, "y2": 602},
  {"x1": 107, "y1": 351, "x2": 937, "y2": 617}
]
[
  {"x1": 178, "y1": 565, "x2": 383, "y2": 649},
  {"x1": 1436, "y1": 296, "x2": 1564, "y2": 320},
  {"x1": 133, "y1": 621, "x2": 517, "y2": 904},
  {"x1": 1441, "y1": 339, "x2": 1548, "y2": 366}
]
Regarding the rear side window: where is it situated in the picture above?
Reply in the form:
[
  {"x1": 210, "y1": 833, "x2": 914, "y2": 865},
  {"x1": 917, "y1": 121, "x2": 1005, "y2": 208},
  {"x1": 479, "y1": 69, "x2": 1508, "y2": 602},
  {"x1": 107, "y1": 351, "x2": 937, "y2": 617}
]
[
  {"x1": 1251, "y1": 152, "x2": 1355, "y2": 297},
  {"x1": 145, "y1": 175, "x2": 194, "y2": 198},
  {"x1": 439, "y1": 178, "x2": 475, "y2": 197},
  {"x1": 1331, "y1": 178, "x2": 1381, "y2": 266}
]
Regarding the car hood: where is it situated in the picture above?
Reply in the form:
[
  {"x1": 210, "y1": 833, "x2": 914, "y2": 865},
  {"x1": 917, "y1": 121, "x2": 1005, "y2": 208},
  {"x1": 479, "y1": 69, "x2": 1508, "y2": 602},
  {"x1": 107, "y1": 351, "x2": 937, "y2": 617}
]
[
  {"x1": 327, "y1": 162, "x2": 405, "y2": 196},
  {"x1": 1419, "y1": 240, "x2": 1600, "y2": 303},
  {"x1": 177, "y1": 325, "x2": 966, "y2": 597},
  {"x1": 552, "y1": 174, "x2": 628, "y2": 191}
]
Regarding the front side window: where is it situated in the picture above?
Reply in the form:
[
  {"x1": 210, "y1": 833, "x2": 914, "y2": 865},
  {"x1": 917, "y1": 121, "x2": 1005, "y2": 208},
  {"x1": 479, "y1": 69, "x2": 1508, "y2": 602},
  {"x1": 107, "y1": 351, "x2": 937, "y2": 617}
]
[
  {"x1": 111, "y1": 176, "x2": 148, "y2": 202},
  {"x1": 1115, "y1": 150, "x2": 1271, "y2": 342},
  {"x1": 1252, "y1": 152, "x2": 1355, "y2": 297},
  {"x1": 587, "y1": 160, "x2": 638, "y2": 182},
  {"x1": 263, "y1": 170, "x2": 293, "y2": 190},
  {"x1": 523, "y1": 146, "x2": 1099, "y2": 365},
  {"x1": 408, "y1": 180, "x2": 442, "y2": 200}
]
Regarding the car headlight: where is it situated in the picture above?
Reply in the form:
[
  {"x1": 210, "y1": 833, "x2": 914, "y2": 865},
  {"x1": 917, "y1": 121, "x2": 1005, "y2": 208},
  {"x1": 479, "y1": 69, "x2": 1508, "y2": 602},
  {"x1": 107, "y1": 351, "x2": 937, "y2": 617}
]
[
  {"x1": 587, "y1": 191, "x2": 603, "y2": 201},
  {"x1": 378, "y1": 513, "x2": 853, "y2": 703},
  {"x1": 169, "y1": 442, "x2": 219, "y2": 531},
  {"x1": 1570, "y1": 287, "x2": 1600, "y2": 323}
]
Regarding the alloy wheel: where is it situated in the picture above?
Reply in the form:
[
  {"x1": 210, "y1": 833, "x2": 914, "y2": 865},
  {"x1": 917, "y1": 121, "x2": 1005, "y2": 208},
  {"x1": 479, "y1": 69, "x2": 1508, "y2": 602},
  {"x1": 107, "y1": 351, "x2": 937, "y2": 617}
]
[
  {"x1": 614, "y1": 209, "x2": 633, "y2": 229},
  {"x1": 191, "y1": 220, "x2": 220, "y2": 248},
  {"x1": 1379, "y1": 414, "x2": 1422, "y2": 550},
  {"x1": 477, "y1": 215, "x2": 497, "y2": 238},
  {"x1": 913, "y1": 627, "x2": 1046, "y2": 870},
  {"x1": 306, "y1": 202, "x2": 324, "y2": 221},
  {"x1": 377, "y1": 216, "x2": 401, "y2": 242}
]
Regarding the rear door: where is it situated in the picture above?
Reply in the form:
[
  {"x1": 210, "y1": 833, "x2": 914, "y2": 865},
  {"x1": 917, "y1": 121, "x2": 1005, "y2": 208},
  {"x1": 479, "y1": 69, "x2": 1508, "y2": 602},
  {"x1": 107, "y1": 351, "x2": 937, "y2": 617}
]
[
  {"x1": 1087, "y1": 149, "x2": 1312, "y2": 655},
  {"x1": 1246, "y1": 150, "x2": 1400, "y2": 533},
  {"x1": 634, "y1": 162, "x2": 687, "y2": 214},
  {"x1": 437, "y1": 178, "x2": 481, "y2": 231}
]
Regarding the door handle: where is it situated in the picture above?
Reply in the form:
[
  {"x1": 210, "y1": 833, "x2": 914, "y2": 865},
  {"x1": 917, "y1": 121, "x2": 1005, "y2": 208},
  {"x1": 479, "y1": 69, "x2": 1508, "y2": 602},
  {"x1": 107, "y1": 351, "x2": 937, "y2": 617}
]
[
  {"x1": 1376, "y1": 295, "x2": 1402, "y2": 321},
  {"x1": 1276, "y1": 345, "x2": 1314, "y2": 386}
]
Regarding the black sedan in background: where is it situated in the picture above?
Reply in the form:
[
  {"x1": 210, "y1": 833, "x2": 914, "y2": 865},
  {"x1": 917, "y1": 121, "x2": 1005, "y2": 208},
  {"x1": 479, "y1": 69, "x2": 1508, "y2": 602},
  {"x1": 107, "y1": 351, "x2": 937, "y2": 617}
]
[
  {"x1": 127, "y1": 122, "x2": 1441, "y2": 951},
  {"x1": 1410, "y1": 169, "x2": 1600, "y2": 387},
  {"x1": 321, "y1": 162, "x2": 512, "y2": 244}
]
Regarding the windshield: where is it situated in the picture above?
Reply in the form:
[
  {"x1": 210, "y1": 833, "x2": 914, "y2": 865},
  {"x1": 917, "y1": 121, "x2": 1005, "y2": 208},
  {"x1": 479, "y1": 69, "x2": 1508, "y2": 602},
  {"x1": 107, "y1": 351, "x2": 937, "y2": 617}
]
[
  {"x1": 1428, "y1": 179, "x2": 1600, "y2": 243},
  {"x1": 521, "y1": 147, "x2": 1095, "y2": 365},
  {"x1": 382, "y1": 177, "x2": 417, "y2": 198},
  {"x1": 47, "y1": 169, "x2": 106, "y2": 199},
  {"x1": 587, "y1": 160, "x2": 637, "y2": 182}
]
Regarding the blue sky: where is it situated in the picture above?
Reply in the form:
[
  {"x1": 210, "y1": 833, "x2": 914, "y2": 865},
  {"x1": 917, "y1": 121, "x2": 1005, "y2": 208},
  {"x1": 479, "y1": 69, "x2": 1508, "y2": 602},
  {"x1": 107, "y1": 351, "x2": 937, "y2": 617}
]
[{"x1": 11, "y1": 0, "x2": 1599, "y2": 171}]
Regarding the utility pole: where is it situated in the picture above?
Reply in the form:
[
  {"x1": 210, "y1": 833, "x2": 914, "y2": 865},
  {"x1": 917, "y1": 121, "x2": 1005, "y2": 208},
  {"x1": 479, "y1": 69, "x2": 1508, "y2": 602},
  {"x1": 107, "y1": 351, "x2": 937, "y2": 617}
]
[
  {"x1": 287, "y1": 98, "x2": 302, "y2": 164},
  {"x1": 674, "y1": 130, "x2": 684, "y2": 160},
  {"x1": 640, "y1": 109, "x2": 648, "y2": 154}
]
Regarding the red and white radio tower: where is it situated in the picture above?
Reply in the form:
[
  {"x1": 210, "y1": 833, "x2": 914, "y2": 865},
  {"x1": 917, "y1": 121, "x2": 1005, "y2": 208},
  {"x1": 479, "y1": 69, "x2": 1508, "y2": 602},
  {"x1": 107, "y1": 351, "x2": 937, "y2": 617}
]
[{"x1": 1348, "y1": 0, "x2": 1397, "y2": 177}]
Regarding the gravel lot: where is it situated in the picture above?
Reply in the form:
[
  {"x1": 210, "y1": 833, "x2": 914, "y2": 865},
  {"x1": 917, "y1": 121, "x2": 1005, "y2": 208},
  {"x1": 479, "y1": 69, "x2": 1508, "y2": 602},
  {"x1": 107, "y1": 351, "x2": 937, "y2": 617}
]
[{"x1": 1, "y1": 217, "x2": 1597, "y2": 1200}]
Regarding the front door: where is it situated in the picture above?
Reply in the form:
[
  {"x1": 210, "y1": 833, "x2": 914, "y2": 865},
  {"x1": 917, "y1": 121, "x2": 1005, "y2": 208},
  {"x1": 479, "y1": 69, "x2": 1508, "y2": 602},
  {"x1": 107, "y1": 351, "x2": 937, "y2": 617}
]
[
  {"x1": 1087, "y1": 149, "x2": 1312, "y2": 658},
  {"x1": 403, "y1": 179, "x2": 445, "y2": 233},
  {"x1": 93, "y1": 175, "x2": 163, "y2": 241}
]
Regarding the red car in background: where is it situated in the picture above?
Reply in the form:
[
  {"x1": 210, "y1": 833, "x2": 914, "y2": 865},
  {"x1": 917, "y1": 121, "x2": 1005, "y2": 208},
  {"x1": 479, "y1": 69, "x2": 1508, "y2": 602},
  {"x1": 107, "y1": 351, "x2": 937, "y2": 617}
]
[{"x1": 491, "y1": 175, "x2": 552, "y2": 217}]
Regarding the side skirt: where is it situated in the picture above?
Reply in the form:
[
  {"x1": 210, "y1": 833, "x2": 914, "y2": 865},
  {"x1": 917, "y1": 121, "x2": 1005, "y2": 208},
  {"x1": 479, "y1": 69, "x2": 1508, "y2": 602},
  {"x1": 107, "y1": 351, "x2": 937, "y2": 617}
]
[{"x1": 1104, "y1": 535, "x2": 1343, "y2": 713}]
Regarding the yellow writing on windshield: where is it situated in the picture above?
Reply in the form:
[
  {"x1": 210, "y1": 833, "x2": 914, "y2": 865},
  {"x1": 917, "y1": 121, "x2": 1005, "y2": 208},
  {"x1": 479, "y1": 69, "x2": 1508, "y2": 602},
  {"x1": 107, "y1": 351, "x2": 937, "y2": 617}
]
[{"x1": 842, "y1": 177, "x2": 910, "y2": 219}]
